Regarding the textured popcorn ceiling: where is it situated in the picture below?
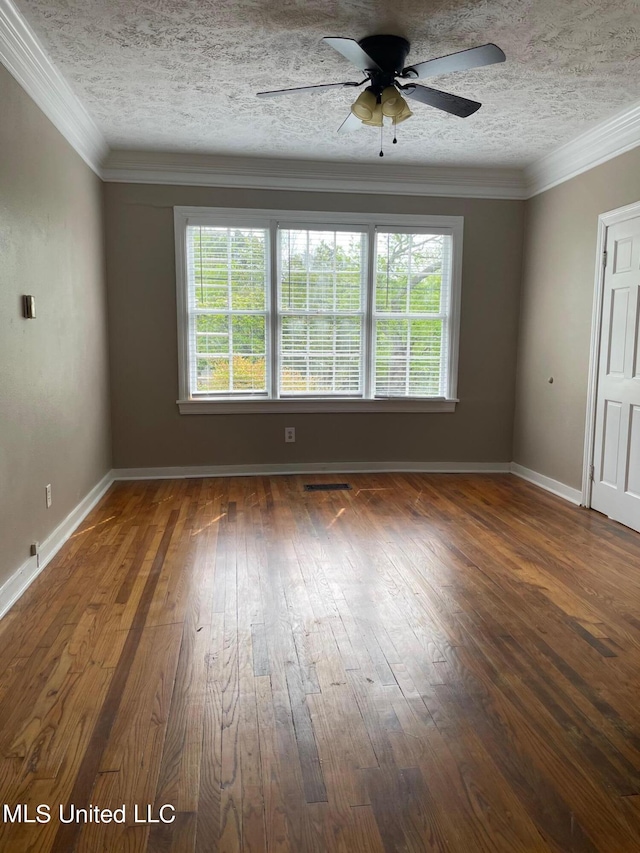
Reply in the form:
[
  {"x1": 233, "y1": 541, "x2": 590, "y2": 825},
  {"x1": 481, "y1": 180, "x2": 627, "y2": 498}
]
[{"x1": 15, "y1": 0, "x2": 640, "y2": 167}]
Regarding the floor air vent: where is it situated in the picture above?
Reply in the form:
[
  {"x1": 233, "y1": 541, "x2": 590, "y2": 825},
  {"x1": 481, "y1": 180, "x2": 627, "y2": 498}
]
[{"x1": 304, "y1": 483, "x2": 352, "y2": 492}]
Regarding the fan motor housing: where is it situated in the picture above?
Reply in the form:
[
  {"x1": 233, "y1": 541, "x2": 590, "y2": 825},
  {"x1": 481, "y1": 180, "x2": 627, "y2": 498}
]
[{"x1": 358, "y1": 35, "x2": 410, "y2": 75}]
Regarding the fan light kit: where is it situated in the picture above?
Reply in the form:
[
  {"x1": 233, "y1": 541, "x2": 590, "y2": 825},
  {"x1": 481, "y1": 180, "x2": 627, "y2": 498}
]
[{"x1": 257, "y1": 35, "x2": 505, "y2": 156}]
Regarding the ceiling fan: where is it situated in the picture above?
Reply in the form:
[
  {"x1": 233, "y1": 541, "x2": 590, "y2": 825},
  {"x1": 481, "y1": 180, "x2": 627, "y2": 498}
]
[{"x1": 257, "y1": 35, "x2": 505, "y2": 145}]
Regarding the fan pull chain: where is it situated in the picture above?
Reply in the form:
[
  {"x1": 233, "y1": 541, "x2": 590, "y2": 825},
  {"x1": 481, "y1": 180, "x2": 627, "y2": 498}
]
[
  {"x1": 393, "y1": 124, "x2": 397, "y2": 144},
  {"x1": 379, "y1": 124, "x2": 384, "y2": 157}
]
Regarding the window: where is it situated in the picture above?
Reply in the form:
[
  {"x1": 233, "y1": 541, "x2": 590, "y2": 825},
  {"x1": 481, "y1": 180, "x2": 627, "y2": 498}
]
[
  {"x1": 186, "y1": 225, "x2": 268, "y2": 396},
  {"x1": 279, "y1": 227, "x2": 366, "y2": 396},
  {"x1": 374, "y1": 231, "x2": 451, "y2": 398},
  {"x1": 175, "y1": 208, "x2": 462, "y2": 413}
]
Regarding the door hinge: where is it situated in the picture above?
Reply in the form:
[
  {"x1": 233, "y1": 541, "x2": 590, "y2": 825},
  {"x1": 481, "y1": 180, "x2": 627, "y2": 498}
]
[
  {"x1": 602, "y1": 250, "x2": 608, "y2": 268},
  {"x1": 589, "y1": 463, "x2": 595, "y2": 481}
]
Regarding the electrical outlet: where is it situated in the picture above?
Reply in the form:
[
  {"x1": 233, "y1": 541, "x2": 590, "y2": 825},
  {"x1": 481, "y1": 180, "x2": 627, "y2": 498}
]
[
  {"x1": 30, "y1": 542, "x2": 39, "y2": 557},
  {"x1": 285, "y1": 426, "x2": 296, "y2": 443},
  {"x1": 45, "y1": 483, "x2": 52, "y2": 508}
]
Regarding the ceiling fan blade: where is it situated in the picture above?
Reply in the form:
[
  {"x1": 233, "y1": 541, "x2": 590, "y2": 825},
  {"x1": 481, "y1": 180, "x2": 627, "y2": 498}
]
[
  {"x1": 400, "y1": 83, "x2": 481, "y2": 117},
  {"x1": 337, "y1": 112, "x2": 362, "y2": 134},
  {"x1": 323, "y1": 37, "x2": 382, "y2": 72},
  {"x1": 257, "y1": 81, "x2": 361, "y2": 98},
  {"x1": 402, "y1": 43, "x2": 505, "y2": 80}
]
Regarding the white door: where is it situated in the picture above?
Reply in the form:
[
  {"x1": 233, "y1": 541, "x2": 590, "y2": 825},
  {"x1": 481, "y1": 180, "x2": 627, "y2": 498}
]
[{"x1": 591, "y1": 215, "x2": 640, "y2": 532}]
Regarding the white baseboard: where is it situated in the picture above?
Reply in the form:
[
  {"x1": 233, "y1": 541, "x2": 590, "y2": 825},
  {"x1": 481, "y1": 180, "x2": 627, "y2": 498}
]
[
  {"x1": 510, "y1": 462, "x2": 582, "y2": 505},
  {"x1": 113, "y1": 461, "x2": 512, "y2": 480},
  {"x1": 0, "y1": 471, "x2": 114, "y2": 620}
]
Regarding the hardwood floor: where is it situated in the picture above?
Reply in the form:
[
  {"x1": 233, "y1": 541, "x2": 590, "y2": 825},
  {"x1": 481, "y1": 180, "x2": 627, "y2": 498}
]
[{"x1": 2, "y1": 473, "x2": 640, "y2": 852}]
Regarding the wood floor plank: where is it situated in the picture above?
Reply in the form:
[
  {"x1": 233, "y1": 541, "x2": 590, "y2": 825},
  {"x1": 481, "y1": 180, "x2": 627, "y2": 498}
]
[
  {"x1": 254, "y1": 673, "x2": 294, "y2": 853},
  {"x1": 154, "y1": 484, "x2": 219, "y2": 815},
  {"x1": 219, "y1": 540, "x2": 243, "y2": 852},
  {"x1": 195, "y1": 612, "x2": 225, "y2": 853}
]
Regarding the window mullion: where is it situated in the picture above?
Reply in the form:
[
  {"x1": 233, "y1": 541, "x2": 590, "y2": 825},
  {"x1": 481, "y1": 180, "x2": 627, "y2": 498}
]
[
  {"x1": 363, "y1": 224, "x2": 376, "y2": 399},
  {"x1": 306, "y1": 310, "x2": 311, "y2": 393},
  {"x1": 188, "y1": 229, "x2": 200, "y2": 397},
  {"x1": 406, "y1": 234, "x2": 412, "y2": 314},
  {"x1": 332, "y1": 233, "x2": 337, "y2": 395},
  {"x1": 405, "y1": 320, "x2": 411, "y2": 396},
  {"x1": 270, "y1": 220, "x2": 279, "y2": 399}
]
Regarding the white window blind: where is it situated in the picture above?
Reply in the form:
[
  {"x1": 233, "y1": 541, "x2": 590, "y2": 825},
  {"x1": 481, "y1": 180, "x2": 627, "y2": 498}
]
[
  {"x1": 186, "y1": 225, "x2": 269, "y2": 396},
  {"x1": 374, "y1": 231, "x2": 452, "y2": 398},
  {"x1": 278, "y1": 228, "x2": 366, "y2": 396}
]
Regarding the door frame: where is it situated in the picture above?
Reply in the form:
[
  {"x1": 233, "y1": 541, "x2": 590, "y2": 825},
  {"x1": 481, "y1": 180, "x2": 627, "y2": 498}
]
[{"x1": 582, "y1": 199, "x2": 640, "y2": 507}]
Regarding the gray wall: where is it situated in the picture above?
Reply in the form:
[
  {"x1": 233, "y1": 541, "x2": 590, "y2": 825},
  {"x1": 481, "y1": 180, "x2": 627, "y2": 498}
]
[
  {"x1": 104, "y1": 183, "x2": 524, "y2": 469},
  {"x1": 0, "y1": 65, "x2": 111, "y2": 587},
  {"x1": 513, "y1": 146, "x2": 640, "y2": 489}
]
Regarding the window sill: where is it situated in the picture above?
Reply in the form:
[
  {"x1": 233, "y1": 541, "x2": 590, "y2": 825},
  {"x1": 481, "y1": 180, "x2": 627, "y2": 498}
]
[{"x1": 177, "y1": 398, "x2": 458, "y2": 414}]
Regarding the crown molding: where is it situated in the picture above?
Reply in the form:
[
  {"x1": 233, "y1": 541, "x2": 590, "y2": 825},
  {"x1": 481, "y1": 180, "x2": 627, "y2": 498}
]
[
  {"x1": 102, "y1": 149, "x2": 527, "y2": 199},
  {"x1": 3, "y1": 0, "x2": 639, "y2": 199},
  {"x1": 524, "y1": 99, "x2": 640, "y2": 198},
  {"x1": 0, "y1": 0, "x2": 108, "y2": 175}
]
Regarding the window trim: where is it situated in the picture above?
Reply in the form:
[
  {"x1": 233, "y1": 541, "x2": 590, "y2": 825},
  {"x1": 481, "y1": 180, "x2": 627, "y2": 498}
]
[{"x1": 174, "y1": 206, "x2": 463, "y2": 414}]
